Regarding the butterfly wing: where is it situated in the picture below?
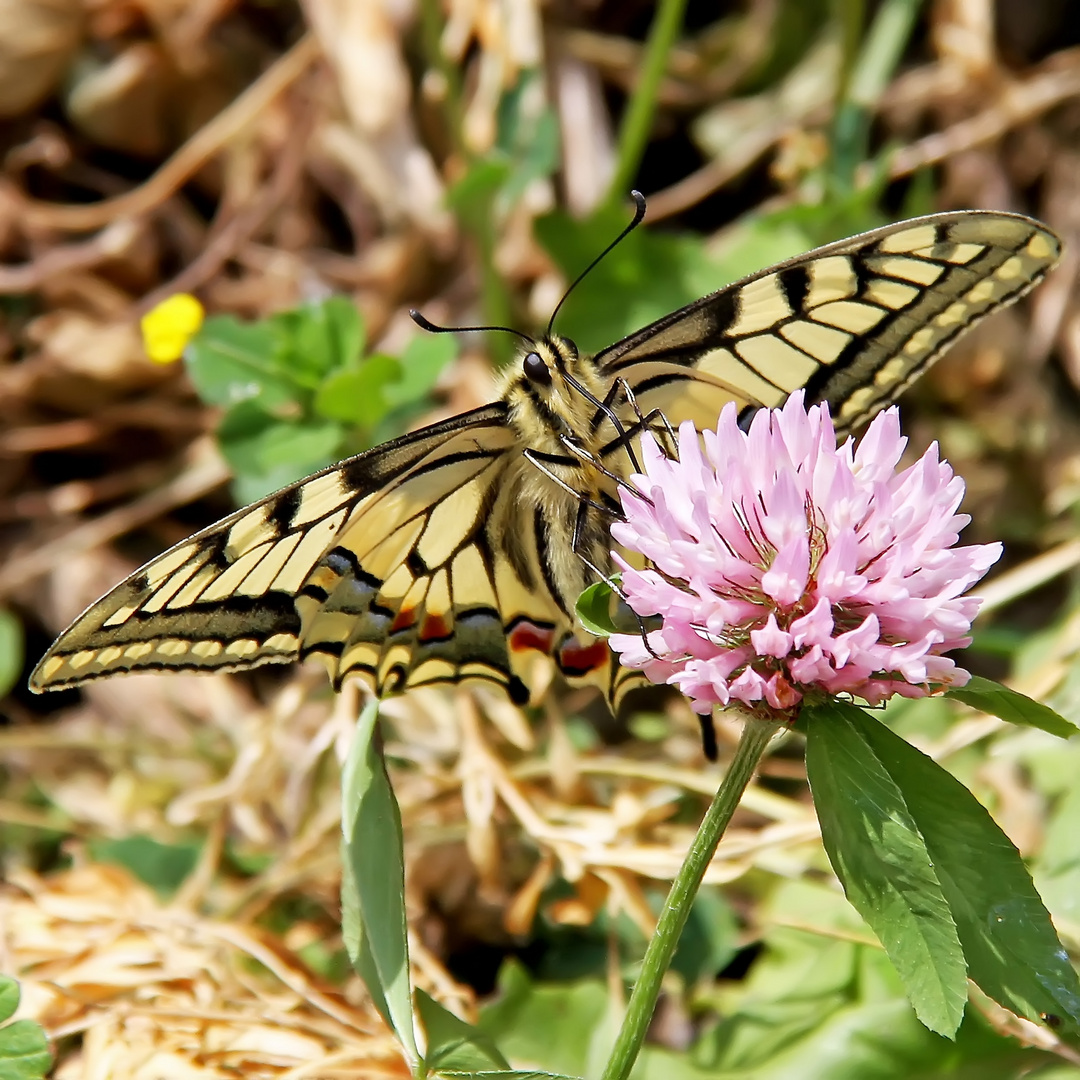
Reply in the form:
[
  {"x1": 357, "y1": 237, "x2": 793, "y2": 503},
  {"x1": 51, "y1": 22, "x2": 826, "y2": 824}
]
[
  {"x1": 30, "y1": 405, "x2": 569, "y2": 703},
  {"x1": 593, "y1": 211, "x2": 1061, "y2": 439},
  {"x1": 30, "y1": 210, "x2": 1061, "y2": 712}
]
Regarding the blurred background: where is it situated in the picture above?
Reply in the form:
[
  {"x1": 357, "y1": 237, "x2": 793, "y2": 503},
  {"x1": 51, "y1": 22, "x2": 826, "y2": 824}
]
[{"x1": 5, "y1": 0, "x2": 1080, "y2": 1075}]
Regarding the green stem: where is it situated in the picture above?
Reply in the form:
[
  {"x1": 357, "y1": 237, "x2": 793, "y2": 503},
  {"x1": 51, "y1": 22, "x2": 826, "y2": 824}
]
[
  {"x1": 478, "y1": 237, "x2": 515, "y2": 366},
  {"x1": 847, "y1": 0, "x2": 924, "y2": 111},
  {"x1": 416, "y1": 0, "x2": 514, "y2": 362},
  {"x1": 418, "y1": 0, "x2": 465, "y2": 157},
  {"x1": 605, "y1": 0, "x2": 689, "y2": 205},
  {"x1": 830, "y1": 0, "x2": 924, "y2": 190},
  {"x1": 600, "y1": 717, "x2": 780, "y2": 1080}
]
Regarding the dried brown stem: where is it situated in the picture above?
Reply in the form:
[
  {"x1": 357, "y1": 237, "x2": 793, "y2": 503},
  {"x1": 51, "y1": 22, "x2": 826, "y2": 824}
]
[
  {"x1": 4, "y1": 34, "x2": 320, "y2": 233},
  {"x1": 0, "y1": 439, "x2": 230, "y2": 597}
]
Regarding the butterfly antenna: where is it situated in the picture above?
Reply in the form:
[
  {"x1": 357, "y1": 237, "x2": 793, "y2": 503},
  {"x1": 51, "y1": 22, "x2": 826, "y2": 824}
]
[
  {"x1": 409, "y1": 309, "x2": 534, "y2": 347},
  {"x1": 546, "y1": 190, "x2": 647, "y2": 339}
]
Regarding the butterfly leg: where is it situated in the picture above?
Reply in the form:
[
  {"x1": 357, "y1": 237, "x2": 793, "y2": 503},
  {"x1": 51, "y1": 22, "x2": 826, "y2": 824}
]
[
  {"x1": 587, "y1": 385, "x2": 680, "y2": 480},
  {"x1": 564, "y1": 371, "x2": 643, "y2": 473},
  {"x1": 556, "y1": 436, "x2": 643, "y2": 512},
  {"x1": 522, "y1": 448, "x2": 613, "y2": 517},
  {"x1": 697, "y1": 715, "x2": 718, "y2": 762},
  {"x1": 618, "y1": 380, "x2": 679, "y2": 457}
]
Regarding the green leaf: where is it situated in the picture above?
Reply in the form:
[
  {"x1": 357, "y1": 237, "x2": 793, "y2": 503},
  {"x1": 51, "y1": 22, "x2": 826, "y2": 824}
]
[
  {"x1": 230, "y1": 420, "x2": 344, "y2": 473},
  {"x1": 0, "y1": 978, "x2": 50, "y2": 1080},
  {"x1": 479, "y1": 961, "x2": 610, "y2": 1079},
  {"x1": 385, "y1": 334, "x2": 457, "y2": 410},
  {"x1": 447, "y1": 159, "x2": 514, "y2": 233},
  {"x1": 340, "y1": 844, "x2": 394, "y2": 1031},
  {"x1": 0, "y1": 1021, "x2": 51, "y2": 1080},
  {"x1": 0, "y1": 608, "x2": 24, "y2": 699},
  {"x1": 0, "y1": 976, "x2": 17, "y2": 1023},
  {"x1": 492, "y1": 73, "x2": 560, "y2": 214},
  {"x1": 691, "y1": 880, "x2": 1035, "y2": 1078},
  {"x1": 692, "y1": 971, "x2": 1021, "y2": 1080},
  {"x1": 417, "y1": 988, "x2": 511, "y2": 1073},
  {"x1": 341, "y1": 699, "x2": 417, "y2": 1060},
  {"x1": 288, "y1": 297, "x2": 365, "y2": 383},
  {"x1": 218, "y1": 411, "x2": 344, "y2": 502},
  {"x1": 87, "y1": 835, "x2": 201, "y2": 899},
  {"x1": 500, "y1": 108, "x2": 560, "y2": 212},
  {"x1": 806, "y1": 699, "x2": 1080, "y2": 1034},
  {"x1": 805, "y1": 701, "x2": 967, "y2": 1037},
  {"x1": 446, "y1": 69, "x2": 560, "y2": 235},
  {"x1": 314, "y1": 354, "x2": 403, "y2": 428},
  {"x1": 575, "y1": 580, "x2": 619, "y2": 637},
  {"x1": 296, "y1": 939, "x2": 351, "y2": 984},
  {"x1": 185, "y1": 316, "x2": 300, "y2": 410},
  {"x1": 947, "y1": 676, "x2": 1076, "y2": 739},
  {"x1": 575, "y1": 577, "x2": 646, "y2": 641}
]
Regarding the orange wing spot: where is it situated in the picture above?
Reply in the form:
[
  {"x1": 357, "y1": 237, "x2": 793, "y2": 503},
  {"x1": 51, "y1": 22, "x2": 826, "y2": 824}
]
[
  {"x1": 558, "y1": 638, "x2": 610, "y2": 677},
  {"x1": 419, "y1": 613, "x2": 451, "y2": 641},
  {"x1": 391, "y1": 607, "x2": 416, "y2": 632},
  {"x1": 509, "y1": 620, "x2": 556, "y2": 655}
]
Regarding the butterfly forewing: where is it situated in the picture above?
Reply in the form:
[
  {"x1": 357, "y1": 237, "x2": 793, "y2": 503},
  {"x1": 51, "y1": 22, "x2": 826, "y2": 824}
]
[{"x1": 595, "y1": 211, "x2": 1060, "y2": 437}]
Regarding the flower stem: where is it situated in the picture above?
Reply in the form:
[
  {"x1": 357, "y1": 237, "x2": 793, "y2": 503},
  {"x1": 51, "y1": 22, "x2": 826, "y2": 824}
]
[{"x1": 600, "y1": 718, "x2": 779, "y2": 1080}]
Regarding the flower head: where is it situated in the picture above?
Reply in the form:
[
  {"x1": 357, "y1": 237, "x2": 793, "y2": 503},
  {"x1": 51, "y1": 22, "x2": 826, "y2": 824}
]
[
  {"x1": 609, "y1": 393, "x2": 1001, "y2": 717},
  {"x1": 141, "y1": 293, "x2": 205, "y2": 364}
]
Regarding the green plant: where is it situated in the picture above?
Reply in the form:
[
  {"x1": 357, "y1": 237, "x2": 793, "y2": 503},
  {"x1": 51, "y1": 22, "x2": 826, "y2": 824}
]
[
  {"x1": 184, "y1": 297, "x2": 457, "y2": 503},
  {"x1": 0, "y1": 976, "x2": 50, "y2": 1080}
]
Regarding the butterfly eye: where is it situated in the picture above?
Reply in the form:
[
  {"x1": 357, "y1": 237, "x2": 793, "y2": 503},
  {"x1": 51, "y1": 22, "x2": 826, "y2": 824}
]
[{"x1": 523, "y1": 351, "x2": 551, "y2": 386}]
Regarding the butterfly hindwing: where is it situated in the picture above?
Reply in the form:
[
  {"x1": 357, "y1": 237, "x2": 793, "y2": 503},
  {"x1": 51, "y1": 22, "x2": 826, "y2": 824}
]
[
  {"x1": 594, "y1": 211, "x2": 1060, "y2": 438},
  {"x1": 295, "y1": 424, "x2": 570, "y2": 704}
]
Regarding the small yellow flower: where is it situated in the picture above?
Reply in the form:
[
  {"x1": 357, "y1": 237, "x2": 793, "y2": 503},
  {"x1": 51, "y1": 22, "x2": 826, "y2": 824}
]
[{"x1": 141, "y1": 294, "x2": 205, "y2": 364}]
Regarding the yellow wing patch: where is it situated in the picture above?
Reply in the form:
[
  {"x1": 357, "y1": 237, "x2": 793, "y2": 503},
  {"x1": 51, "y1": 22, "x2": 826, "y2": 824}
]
[{"x1": 594, "y1": 209, "x2": 1060, "y2": 437}]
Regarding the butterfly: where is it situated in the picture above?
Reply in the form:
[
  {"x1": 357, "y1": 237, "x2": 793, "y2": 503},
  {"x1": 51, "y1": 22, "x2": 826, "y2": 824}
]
[{"x1": 30, "y1": 204, "x2": 1060, "y2": 711}]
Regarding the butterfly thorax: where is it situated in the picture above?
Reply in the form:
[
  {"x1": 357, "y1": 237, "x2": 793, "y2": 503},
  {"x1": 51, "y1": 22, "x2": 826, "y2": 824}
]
[{"x1": 496, "y1": 335, "x2": 623, "y2": 613}]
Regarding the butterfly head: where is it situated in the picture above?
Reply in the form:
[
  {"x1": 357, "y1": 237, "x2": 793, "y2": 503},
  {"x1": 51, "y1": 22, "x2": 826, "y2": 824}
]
[{"x1": 502, "y1": 334, "x2": 609, "y2": 453}]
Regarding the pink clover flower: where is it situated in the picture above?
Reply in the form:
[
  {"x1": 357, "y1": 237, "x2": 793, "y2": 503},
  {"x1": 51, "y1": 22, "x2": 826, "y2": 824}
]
[{"x1": 608, "y1": 393, "x2": 1002, "y2": 717}]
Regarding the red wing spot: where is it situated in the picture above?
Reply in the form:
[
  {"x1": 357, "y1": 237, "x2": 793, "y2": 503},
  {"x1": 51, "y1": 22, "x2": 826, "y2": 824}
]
[
  {"x1": 391, "y1": 607, "x2": 416, "y2": 632},
  {"x1": 419, "y1": 614, "x2": 451, "y2": 642},
  {"x1": 558, "y1": 638, "x2": 611, "y2": 677},
  {"x1": 509, "y1": 621, "x2": 556, "y2": 655}
]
